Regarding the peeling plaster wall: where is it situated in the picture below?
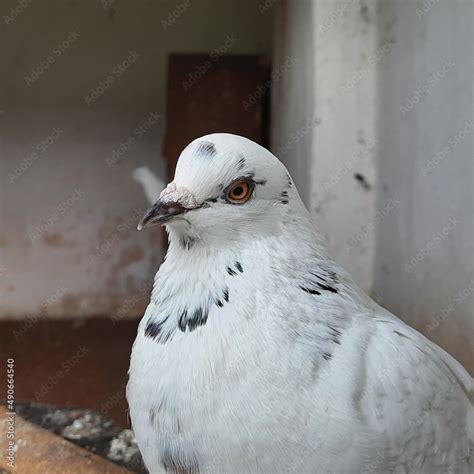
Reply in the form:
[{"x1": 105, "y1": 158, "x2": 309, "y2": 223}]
[{"x1": 0, "y1": 0, "x2": 273, "y2": 319}]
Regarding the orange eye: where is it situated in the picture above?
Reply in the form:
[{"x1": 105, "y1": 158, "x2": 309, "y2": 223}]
[{"x1": 226, "y1": 180, "x2": 252, "y2": 204}]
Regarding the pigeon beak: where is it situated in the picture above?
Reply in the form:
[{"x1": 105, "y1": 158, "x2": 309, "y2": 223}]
[{"x1": 137, "y1": 200, "x2": 188, "y2": 230}]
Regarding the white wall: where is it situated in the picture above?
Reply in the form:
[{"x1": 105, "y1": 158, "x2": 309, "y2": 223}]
[
  {"x1": 375, "y1": 0, "x2": 473, "y2": 372},
  {"x1": 272, "y1": 0, "x2": 473, "y2": 372},
  {"x1": 0, "y1": 0, "x2": 273, "y2": 318},
  {"x1": 272, "y1": 0, "x2": 378, "y2": 293}
]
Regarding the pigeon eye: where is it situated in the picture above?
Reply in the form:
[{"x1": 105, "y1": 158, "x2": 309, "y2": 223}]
[{"x1": 226, "y1": 180, "x2": 252, "y2": 204}]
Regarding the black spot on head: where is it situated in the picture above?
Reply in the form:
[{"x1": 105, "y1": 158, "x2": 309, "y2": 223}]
[
  {"x1": 216, "y1": 299, "x2": 223, "y2": 308},
  {"x1": 244, "y1": 171, "x2": 266, "y2": 186},
  {"x1": 286, "y1": 173, "x2": 293, "y2": 188},
  {"x1": 223, "y1": 287, "x2": 229, "y2": 303},
  {"x1": 235, "y1": 261, "x2": 243, "y2": 273},
  {"x1": 227, "y1": 266, "x2": 237, "y2": 276},
  {"x1": 196, "y1": 140, "x2": 217, "y2": 158},
  {"x1": 322, "y1": 352, "x2": 332, "y2": 361},
  {"x1": 237, "y1": 155, "x2": 246, "y2": 170},
  {"x1": 149, "y1": 409, "x2": 156, "y2": 425}
]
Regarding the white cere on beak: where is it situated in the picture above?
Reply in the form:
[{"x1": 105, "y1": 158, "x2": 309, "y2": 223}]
[{"x1": 160, "y1": 182, "x2": 200, "y2": 209}]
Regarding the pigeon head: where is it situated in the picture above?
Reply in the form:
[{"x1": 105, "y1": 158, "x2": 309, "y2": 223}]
[{"x1": 137, "y1": 133, "x2": 301, "y2": 244}]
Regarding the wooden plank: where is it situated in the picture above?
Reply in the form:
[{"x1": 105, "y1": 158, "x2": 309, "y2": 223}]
[
  {"x1": 0, "y1": 406, "x2": 131, "y2": 473},
  {"x1": 0, "y1": 319, "x2": 136, "y2": 428}
]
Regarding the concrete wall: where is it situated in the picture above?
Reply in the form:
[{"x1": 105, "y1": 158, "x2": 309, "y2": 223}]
[
  {"x1": 375, "y1": 0, "x2": 473, "y2": 372},
  {"x1": 272, "y1": 0, "x2": 378, "y2": 293},
  {"x1": 272, "y1": 0, "x2": 473, "y2": 372},
  {"x1": 0, "y1": 0, "x2": 273, "y2": 318}
]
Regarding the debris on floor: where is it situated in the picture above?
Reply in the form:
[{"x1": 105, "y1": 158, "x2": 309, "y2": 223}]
[
  {"x1": 108, "y1": 429, "x2": 142, "y2": 466},
  {"x1": 0, "y1": 405, "x2": 132, "y2": 474},
  {"x1": 9, "y1": 402, "x2": 146, "y2": 473}
]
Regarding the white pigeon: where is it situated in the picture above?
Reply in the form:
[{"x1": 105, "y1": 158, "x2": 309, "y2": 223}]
[{"x1": 127, "y1": 133, "x2": 473, "y2": 474}]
